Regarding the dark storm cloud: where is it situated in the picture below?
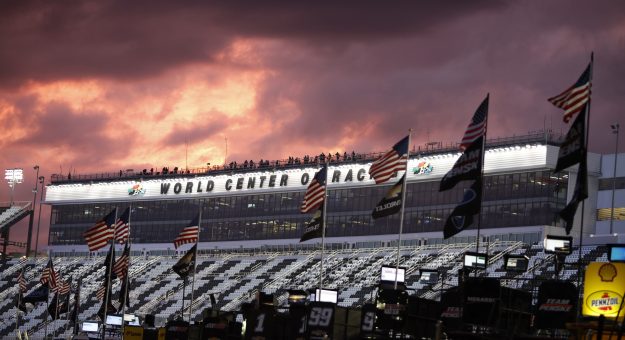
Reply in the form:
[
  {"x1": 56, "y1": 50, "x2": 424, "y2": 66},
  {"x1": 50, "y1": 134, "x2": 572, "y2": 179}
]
[
  {"x1": 160, "y1": 112, "x2": 229, "y2": 146},
  {"x1": 246, "y1": 0, "x2": 625, "y2": 156},
  {"x1": 209, "y1": 1, "x2": 504, "y2": 41},
  {"x1": 0, "y1": 0, "x2": 623, "y2": 161},
  {"x1": 247, "y1": 39, "x2": 489, "y2": 156},
  {"x1": 0, "y1": 1, "x2": 227, "y2": 86},
  {"x1": 0, "y1": 0, "x2": 503, "y2": 87},
  {"x1": 15, "y1": 101, "x2": 136, "y2": 165}
]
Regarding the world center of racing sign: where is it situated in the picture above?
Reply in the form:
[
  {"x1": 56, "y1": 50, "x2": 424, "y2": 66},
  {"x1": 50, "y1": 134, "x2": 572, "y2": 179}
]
[{"x1": 44, "y1": 145, "x2": 551, "y2": 204}]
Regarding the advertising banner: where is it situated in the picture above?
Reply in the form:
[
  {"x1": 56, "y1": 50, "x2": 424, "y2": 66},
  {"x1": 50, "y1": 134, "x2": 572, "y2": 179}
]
[{"x1": 583, "y1": 262, "x2": 625, "y2": 320}]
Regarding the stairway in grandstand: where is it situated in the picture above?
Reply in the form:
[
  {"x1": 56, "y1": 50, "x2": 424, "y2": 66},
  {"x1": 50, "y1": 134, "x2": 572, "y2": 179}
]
[
  {"x1": 0, "y1": 202, "x2": 31, "y2": 232},
  {"x1": 0, "y1": 241, "x2": 611, "y2": 339},
  {"x1": 0, "y1": 202, "x2": 33, "y2": 255}
]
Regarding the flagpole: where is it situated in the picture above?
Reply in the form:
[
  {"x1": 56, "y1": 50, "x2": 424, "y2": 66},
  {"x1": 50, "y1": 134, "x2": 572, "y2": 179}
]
[
  {"x1": 53, "y1": 271, "x2": 61, "y2": 336},
  {"x1": 15, "y1": 290, "x2": 20, "y2": 337},
  {"x1": 14, "y1": 267, "x2": 23, "y2": 337},
  {"x1": 119, "y1": 266, "x2": 129, "y2": 336},
  {"x1": 44, "y1": 256, "x2": 51, "y2": 339},
  {"x1": 576, "y1": 53, "x2": 593, "y2": 319},
  {"x1": 121, "y1": 204, "x2": 132, "y2": 336},
  {"x1": 320, "y1": 160, "x2": 329, "y2": 290},
  {"x1": 73, "y1": 278, "x2": 82, "y2": 336},
  {"x1": 44, "y1": 289, "x2": 50, "y2": 339},
  {"x1": 475, "y1": 94, "x2": 489, "y2": 254},
  {"x1": 188, "y1": 206, "x2": 201, "y2": 322},
  {"x1": 64, "y1": 276, "x2": 72, "y2": 336},
  {"x1": 101, "y1": 207, "x2": 118, "y2": 340},
  {"x1": 394, "y1": 130, "x2": 412, "y2": 290},
  {"x1": 180, "y1": 276, "x2": 187, "y2": 321}
]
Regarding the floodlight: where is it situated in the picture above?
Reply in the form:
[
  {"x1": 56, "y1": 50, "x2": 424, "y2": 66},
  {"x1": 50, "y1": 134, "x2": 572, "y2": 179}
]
[
  {"x1": 463, "y1": 252, "x2": 488, "y2": 269},
  {"x1": 81, "y1": 321, "x2": 99, "y2": 332},
  {"x1": 314, "y1": 288, "x2": 338, "y2": 304},
  {"x1": 105, "y1": 314, "x2": 122, "y2": 326},
  {"x1": 504, "y1": 254, "x2": 530, "y2": 272},
  {"x1": 380, "y1": 266, "x2": 406, "y2": 283},
  {"x1": 5, "y1": 168, "x2": 23, "y2": 205},
  {"x1": 5, "y1": 168, "x2": 23, "y2": 185},
  {"x1": 287, "y1": 290, "x2": 307, "y2": 304},
  {"x1": 418, "y1": 269, "x2": 439, "y2": 283},
  {"x1": 544, "y1": 235, "x2": 572, "y2": 255}
]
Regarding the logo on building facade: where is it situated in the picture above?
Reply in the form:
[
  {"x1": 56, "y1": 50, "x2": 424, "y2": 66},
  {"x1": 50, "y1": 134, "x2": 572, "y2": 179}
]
[
  {"x1": 413, "y1": 161, "x2": 433, "y2": 175},
  {"x1": 128, "y1": 183, "x2": 146, "y2": 196}
]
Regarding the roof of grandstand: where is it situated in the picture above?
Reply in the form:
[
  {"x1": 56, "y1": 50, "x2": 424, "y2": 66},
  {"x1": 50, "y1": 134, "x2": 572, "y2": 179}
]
[{"x1": 50, "y1": 131, "x2": 563, "y2": 185}]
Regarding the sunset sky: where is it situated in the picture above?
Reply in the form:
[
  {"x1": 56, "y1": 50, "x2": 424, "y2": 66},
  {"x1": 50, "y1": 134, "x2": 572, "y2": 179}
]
[{"x1": 1, "y1": 1, "x2": 624, "y2": 250}]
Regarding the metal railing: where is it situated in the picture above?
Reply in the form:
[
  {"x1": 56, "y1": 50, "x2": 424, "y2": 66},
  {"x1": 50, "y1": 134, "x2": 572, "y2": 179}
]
[{"x1": 50, "y1": 131, "x2": 562, "y2": 184}]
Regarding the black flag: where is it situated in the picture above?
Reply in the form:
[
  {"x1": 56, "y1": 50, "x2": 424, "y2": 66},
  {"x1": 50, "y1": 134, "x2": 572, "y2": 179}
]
[
  {"x1": 17, "y1": 293, "x2": 28, "y2": 313},
  {"x1": 103, "y1": 243, "x2": 117, "y2": 281},
  {"x1": 209, "y1": 293, "x2": 217, "y2": 309},
  {"x1": 440, "y1": 136, "x2": 484, "y2": 191},
  {"x1": 559, "y1": 158, "x2": 588, "y2": 234},
  {"x1": 70, "y1": 278, "x2": 81, "y2": 333},
  {"x1": 554, "y1": 110, "x2": 586, "y2": 173},
  {"x1": 48, "y1": 292, "x2": 60, "y2": 320},
  {"x1": 23, "y1": 284, "x2": 49, "y2": 304},
  {"x1": 172, "y1": 244, "x2": 197, "y2": 278},
  {"x1": 444, "y1": 180, "x2": 482, "y2": 239},
  {"x1": 372, "y1": 174, "x2": 405, "y2": 219},
  {"x1": 48, "y1": 292, "x2": 70, "y2": 320},
  {"x1": 300, "y1": 208, "x2": 323, "y2": 242},
  {"x1": 97, "y1": 246, "x2": 117, "y2": 321},
  {"x1": 97, "y1": 285, "x2": 117, "y2": 321},
  {"x1": 118, "y1": 276, "x2": 130, "y2": 308}
]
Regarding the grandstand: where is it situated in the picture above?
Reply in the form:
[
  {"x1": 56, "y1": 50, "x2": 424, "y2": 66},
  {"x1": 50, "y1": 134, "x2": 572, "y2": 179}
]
[
  {"x1": 44, "y1": 132, "x2": 583, "y2": 251},
  {"x1": 0, "y1": 241, "x2": 610, "y2": 338},
  {"x1": 0, "y1": 131, "x2": 624, "y2": 338}
]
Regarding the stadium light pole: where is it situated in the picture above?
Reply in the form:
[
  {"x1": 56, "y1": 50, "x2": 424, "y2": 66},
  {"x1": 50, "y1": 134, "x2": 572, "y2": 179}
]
[
  {"x1": 610, "y1": 123, "x2": 619, "y2": 235},
  {"x1": 26, "y1": 165, "x2": 40, "y2": 257},
  {"x1": 34, "y1": 176, "x2": 45, "y2": 259},
  {"x1": 5, "y1": 168, "x2": 24, "y2": 206}
]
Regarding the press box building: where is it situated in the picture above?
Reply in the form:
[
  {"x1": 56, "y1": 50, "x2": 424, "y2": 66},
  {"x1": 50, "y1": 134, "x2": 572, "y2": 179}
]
[{"x1": 43, "y1": 132, "x2": 624, "y2": 254}]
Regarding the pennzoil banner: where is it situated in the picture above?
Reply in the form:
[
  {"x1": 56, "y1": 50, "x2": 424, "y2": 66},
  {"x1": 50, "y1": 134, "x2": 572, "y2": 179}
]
[{"x1": 583, "y1": 262, "x2": 625, "y2": 320}]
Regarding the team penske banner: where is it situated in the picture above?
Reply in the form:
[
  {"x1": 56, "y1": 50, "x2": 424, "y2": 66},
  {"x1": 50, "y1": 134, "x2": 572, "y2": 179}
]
[
  {"x1": 45, "y1": 146, "x2": 551, "y2": 203},
  {"x1": 583, "y1": 262, "x2": 625, "y2": 319}
]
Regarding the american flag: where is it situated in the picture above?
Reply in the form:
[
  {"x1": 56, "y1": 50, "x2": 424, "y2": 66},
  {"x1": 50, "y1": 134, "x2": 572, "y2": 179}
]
[
  {"x1": 57, "y1": 278, "x2": 71, "y2": 295},
  {"x1": 548, "y1": 62, "x2": 591, "y2": 123},
  {"x1": 102, "y1": 243, "x2": 117, "y2": 281},
  {"x1": 113, "y1": 242, "x2": 130, "y2": 280},
  {"x1": 114, "y1": 207, "x2": 130, "y2": 244},
  {"x1": 369, "y1": 136, "x2": 409, "y2": 184},
  {"x1": 83, "y1": 208, "x2": 116, "y2": 251},
  {"x1": 173, "y1": 214, "x2": 200, "y2": 249},
  {"x1": 300, "y1": 165, "x2": 328, "y2": 213},
  {"x1": 96, "y1": 283, "x2": 106, "y2": 300},
  {"x1": 460, "y1": 95, "x2": 489, "y2": 150},
  {"x1": 18, "y1": 269, "x2": 27, "y2": 293},
  {"x1": 40, "y1": 258, "x2": 58, "y2": 290}
]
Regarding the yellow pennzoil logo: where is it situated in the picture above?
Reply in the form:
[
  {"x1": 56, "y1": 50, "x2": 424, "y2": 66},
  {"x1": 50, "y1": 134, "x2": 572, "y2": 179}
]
[{"x1": 586, "y1": 291, "x2": 622, "y2": 314}]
